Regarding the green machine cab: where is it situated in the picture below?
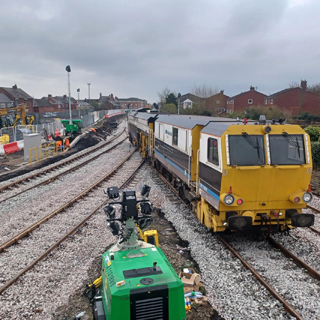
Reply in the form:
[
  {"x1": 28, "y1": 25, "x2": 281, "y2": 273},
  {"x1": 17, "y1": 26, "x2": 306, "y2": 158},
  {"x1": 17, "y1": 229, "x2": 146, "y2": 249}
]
[
  {"x1": 93, "y1": 186, "x2": 186, "y2": 320},
  {"x1": 60, "y1": 119, "x2": 82, "y2": 135}
]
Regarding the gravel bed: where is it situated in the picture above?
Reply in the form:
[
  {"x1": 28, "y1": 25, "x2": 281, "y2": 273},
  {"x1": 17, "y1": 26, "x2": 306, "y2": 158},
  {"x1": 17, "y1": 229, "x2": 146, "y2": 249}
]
[
  {"x1": 227, "y1": 234, "x2": 320, "y2": 320},
  {"x1": 0, "y1": 140, "x2": 134, "y2": 244},
  {"x1": 136, "y1": 168, "x2": 296, "y2": 320},
  {"x1": 0, "y1": 129, "x2": 127, "y2": 202},
  {"x1": 0, "y1": 154, "x2": 143, "y2": 319},
  {"x1": 0, "y1": 120, "x2": 126, "y2": 189},
  {"x1": 270, "y1": 195, "x2": 320, "y2": 273}
]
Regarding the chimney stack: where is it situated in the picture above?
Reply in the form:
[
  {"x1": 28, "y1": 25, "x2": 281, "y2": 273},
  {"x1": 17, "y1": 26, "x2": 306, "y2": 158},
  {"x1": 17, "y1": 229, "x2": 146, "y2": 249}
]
[
  {"x1": 250, "y1": 86, "x2": 255, "y2": 91},
  {"x1": 301, "y1": 80, "x2": 307, "y2": 91},
  {"x1": 100, "y1": 93, "x2": 102, "y2": 98},
  {"x1": 12, "y1": 84, "x2": 17, "y2": 89},
  {"x1": 48, "y1": 94, "x2": 52, "y2": 99}
]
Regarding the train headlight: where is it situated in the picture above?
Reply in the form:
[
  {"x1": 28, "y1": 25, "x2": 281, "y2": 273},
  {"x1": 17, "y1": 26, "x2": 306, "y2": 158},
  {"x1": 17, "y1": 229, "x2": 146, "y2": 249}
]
[
  {"x1": 302, "y1": 192, "x2": 312, "y2": 203},
  {"x1": 224, "y1": 194, "x2": 235, "y2": 205}
]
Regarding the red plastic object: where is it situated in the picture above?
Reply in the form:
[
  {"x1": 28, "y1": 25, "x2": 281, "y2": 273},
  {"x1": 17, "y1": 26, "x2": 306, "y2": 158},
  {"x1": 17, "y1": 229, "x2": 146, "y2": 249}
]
[{"x1": 4, "y1": 142, "x2": 19, "y2": 155}]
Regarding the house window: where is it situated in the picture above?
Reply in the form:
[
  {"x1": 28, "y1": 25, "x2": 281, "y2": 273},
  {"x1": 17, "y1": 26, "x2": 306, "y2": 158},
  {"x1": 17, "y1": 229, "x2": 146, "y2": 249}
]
[
  {"x1": 0, "y1": 103, "x2": 5, "y2": 108},
  {"x1": 208, "y1": 138, "x2": 219, "y2": 166},
  {"x1": 173, "y1": 127, "x2": 178, "y2": 146},
  {"x1": 248, "y1": 99, "x2": 253, "y2": 104},
  {"x1": 264, "y1": 99, "x2": 267, "y2": 104},
  {"x1": 270, "y1": 99, "x2": 273, "y2": 104},
  {"x1": 216, "y1": 100, "x2": 220, "y2": 104}
]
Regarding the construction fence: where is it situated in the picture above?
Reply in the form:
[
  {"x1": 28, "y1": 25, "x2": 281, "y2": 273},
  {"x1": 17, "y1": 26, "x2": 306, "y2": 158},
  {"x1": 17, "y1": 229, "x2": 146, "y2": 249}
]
[{"x1": 0, "y1": 109, "x2": 125, "y2": 145}]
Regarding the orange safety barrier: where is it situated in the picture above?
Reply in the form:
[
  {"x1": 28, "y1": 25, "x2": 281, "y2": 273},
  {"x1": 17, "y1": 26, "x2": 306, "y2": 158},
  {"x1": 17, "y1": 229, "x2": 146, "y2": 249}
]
[{"x1": 4, "y1": 142, "x2": 19, "y2": 155}]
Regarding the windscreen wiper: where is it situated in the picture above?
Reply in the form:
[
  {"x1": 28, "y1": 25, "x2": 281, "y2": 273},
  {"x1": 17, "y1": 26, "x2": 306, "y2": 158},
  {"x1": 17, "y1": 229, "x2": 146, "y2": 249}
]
[
  {"x1": 282, "y1": 132, "x2": 301, "y2": 158},
  {"x1": 242, "y1": 132, "x2": 261, "y2": 161}
]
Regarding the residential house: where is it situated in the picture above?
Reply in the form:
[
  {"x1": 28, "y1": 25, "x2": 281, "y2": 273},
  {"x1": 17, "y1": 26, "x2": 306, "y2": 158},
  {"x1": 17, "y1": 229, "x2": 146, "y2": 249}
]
[
  {"x1": 0, "y1": 85, "x2": 34, "y2": 112},
  {"x1": 205, "y1": 90, "x2": 229, "y2": 115},
  {"x1": 227, "y1": 86, "x2": 267, "y2": 114},
  {"x1": 0, "y1": 93, "x2": 13, "y2": 108},
  {"x1": 47, "y1": 95, "x2": 78, "y2": 112},
  {"x1": 179, "y1": 93, "x2": 203, "y2": 109},
  {"x1": 117, "y1": 97, "x2": 147, "y2": 109},
  {"x1": 264, "y1": 80, "x2": 320, "y2": 116}
]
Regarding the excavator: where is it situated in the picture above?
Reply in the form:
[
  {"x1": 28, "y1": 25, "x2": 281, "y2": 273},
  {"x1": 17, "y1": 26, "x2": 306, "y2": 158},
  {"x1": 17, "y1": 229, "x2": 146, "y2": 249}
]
[{"x1": 0, "y1": 103, "x2": 33, "y2": 129}]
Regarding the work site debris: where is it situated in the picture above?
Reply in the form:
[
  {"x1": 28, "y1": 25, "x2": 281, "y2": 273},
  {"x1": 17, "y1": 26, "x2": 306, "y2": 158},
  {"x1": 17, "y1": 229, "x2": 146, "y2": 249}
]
[{"x1": 179, "y1": 268, "x2": 209, "y2": 312}]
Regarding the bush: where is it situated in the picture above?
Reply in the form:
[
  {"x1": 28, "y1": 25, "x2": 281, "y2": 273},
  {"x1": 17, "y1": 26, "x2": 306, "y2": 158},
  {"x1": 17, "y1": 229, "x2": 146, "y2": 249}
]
[
  {"x1": 311, "y1": 142, "x2": 320, "y2": 168},
  {"x1": 304, "y1": 126, "x2": 320, "y2": 142}
]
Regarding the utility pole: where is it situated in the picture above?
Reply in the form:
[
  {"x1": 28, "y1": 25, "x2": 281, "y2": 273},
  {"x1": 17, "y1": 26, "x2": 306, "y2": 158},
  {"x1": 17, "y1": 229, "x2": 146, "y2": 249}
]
[
  {"x1": 177, "y1": 93, "x2": 181, "y2": 115},
  {"x1": 66, "y1": 65, "x2": 72, "y2": 124},
  {"x1": 87, "y1": 83, "x2": 91, "y2": 105},
  {"x1": 77, "y1": 88, "x2": 80, "y2": 118}
]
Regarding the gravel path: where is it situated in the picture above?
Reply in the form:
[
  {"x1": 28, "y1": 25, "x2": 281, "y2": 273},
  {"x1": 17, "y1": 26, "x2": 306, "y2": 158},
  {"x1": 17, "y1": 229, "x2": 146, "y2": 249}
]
[{"x1": 0, "y1": 152, "x2": 144, "y2": 319}]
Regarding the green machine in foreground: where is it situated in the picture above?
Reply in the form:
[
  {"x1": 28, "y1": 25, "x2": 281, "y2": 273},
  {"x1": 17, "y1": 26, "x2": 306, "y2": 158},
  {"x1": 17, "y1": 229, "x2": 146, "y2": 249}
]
[
  {"x1": 60, "y1": 119, "x2": 82, "y2": 136},
  {"x1": 93, "y1": 186, "x2": 186, "y2": 320}
]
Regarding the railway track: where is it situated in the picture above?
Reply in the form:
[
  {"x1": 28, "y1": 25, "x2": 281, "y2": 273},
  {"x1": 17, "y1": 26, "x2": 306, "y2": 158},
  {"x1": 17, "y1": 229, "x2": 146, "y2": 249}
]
[
  {"x1": 0, "y1": 151, "x2": 144, "y2": 295},
  {"x1": 149, "y1": 164, "x2": 320, "y2": 319},
  {"x1": 0, "y1": 127, "x2": 126, "y2": 195},
  {"x1": 0, "y1": 133, "x2": 128, "y2": 204},
  {"x1": 221, "y1": 234, "x2": 320, "y2": 320}
]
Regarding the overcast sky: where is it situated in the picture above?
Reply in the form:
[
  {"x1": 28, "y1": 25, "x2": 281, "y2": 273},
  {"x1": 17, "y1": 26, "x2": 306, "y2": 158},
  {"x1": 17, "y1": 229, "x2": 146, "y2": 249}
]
[{"x1": 0, "y1": 0, "x2": 318, "y2": 103}]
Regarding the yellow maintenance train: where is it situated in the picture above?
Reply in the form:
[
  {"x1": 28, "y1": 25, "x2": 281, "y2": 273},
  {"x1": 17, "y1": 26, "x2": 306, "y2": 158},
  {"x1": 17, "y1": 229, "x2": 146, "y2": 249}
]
[{"x1": 128, "y1": 112, "x2": 314, "y2": 234}]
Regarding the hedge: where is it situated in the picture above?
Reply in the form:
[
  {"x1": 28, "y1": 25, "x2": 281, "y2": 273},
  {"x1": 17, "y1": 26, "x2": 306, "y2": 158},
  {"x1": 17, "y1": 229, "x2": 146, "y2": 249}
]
[{"x1": 311, "y1": 142, "x2": 320, "y2": 169}]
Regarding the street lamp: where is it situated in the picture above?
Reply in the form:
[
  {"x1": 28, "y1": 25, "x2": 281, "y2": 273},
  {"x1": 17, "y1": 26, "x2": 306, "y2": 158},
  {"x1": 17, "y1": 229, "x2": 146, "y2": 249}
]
[
  {"x1": 66, "y1": 65, "x2": 72, "y2": 124},
  {"x1": 77, "y1": 88, "x2": 80, "y2": 118},
  {"x1": 177, "y1": 93, "x2": 181, "y2": 115},
  {"x1": 87, "y1": 83, "x2": 91, "y2": 105}
]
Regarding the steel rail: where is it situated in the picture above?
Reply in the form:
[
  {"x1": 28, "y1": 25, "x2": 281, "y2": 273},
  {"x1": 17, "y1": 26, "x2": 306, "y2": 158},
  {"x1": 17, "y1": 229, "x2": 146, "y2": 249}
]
[
  {"x1": 309, "y1": 226, "x2": 320, "y2": 235},
  {"x1": 0, "y1": 135, "x2": 127, "y2": 204},
  {"x1": 0, "y1": 128, "x2": 126, "y2": 193},
  {"x1": 268, "y1": 236, "x2": 320, "y2": 281},
  {"x1": 0, "y1": 148, "x2": 134, "y2": 253},
  {"x1": 0, "y1": 153, "x2": 144, "y2": 295},
  {"x1": 306, "y1": 204, "x2": 320, "y2": 213},
  {"x1": 217, "y1": 235, "x2": 304, "y2": 320}
]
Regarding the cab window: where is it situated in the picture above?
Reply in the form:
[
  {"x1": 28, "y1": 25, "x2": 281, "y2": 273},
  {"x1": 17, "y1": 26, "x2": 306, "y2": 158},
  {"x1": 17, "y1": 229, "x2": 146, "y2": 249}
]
[{"x1": 208, "y1": 138, "x2": 219, "y2": 166}]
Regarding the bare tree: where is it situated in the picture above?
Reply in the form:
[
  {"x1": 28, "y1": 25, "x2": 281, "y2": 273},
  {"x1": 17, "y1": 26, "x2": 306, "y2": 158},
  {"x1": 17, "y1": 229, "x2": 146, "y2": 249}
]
[
  {"x1": 191, "y1": 84, "x2": 219, "y2": 98},
  {"x1": 288, "y1": 81, "x2": 300, "y2": 88},
  {"x1": 307, "y1": 83, "x2": 320, "y2": 96},
  {"x1": 157, "y1": 87, "x2": 172, "y2": 105}
]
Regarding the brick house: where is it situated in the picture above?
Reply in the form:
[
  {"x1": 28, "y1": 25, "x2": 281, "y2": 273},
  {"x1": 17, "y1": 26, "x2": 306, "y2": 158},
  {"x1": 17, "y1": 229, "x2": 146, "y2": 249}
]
[
  {"x1": 117, "y1": 97, "x2": 147, "y2": 109},
  {"x1": 0, "y1": 85, "x2": 34, "y2": 112},
  {"x1": 205, "y1": 90, "x2": 230, "y2": 115},
  {"x1": 227, "y1": 86, "x2": 267, "y2": 114},
  {"x1": 99, "y1": 93, "x2": 145, "y2": 109},
  {"x1": 33, "y1": 95, "x2": 77, "y2": 113},
  {"x1": 47, "y1": 95, "x2": 77, "y2": 112},
  {"x1": 264, "y1": 80, "x2": 320, "y2": 116}
]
